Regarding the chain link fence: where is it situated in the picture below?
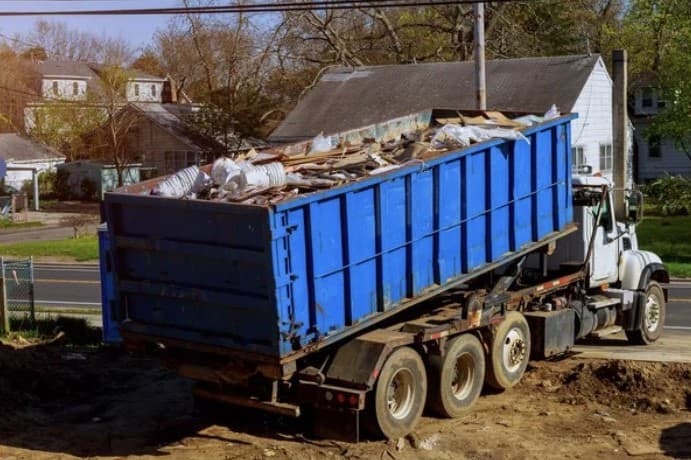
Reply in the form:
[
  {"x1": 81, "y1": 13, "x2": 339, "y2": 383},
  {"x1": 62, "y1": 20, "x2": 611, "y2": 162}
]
[{"x1": 1, "y1": 257, "x2": 35, "y2": 329}]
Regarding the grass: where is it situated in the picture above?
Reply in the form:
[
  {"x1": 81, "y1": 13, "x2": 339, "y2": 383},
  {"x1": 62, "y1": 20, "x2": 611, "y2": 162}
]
[
  {"x1": 0, "y1": 220, "x2": 44, "y2": 230},
  {"x1": 637, "y1": 214, "x2": 691, "y2": 278},
  {"x1": 0, "y1": 235, "x2": 98, "y2": 261},
  {"x1": 4, "y1": 315, "x2": 102, "y2": 345}
]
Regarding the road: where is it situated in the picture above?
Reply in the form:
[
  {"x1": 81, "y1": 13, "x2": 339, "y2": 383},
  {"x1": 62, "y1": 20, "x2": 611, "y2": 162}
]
[
  {"x1": 33, "y1": 262, "x2": 101, "y2": 309},
  {"x1": 29, "y1": 264, "x2": 690, "y2": 329}
]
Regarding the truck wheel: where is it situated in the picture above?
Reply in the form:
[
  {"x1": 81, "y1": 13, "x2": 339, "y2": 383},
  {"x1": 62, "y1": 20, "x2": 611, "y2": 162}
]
[
  {"x1": 626, "y1": 281, "x2": 666, "y2": 345},
  {"x1": 485, "y1": 311, "x2": 531, "y2": 390},
  {"x1": 428, "y1": 333, "x2": 485, "y2": 418},
  {"x1": 371, "y1": 346, "x2": 427, "y2": 439}
]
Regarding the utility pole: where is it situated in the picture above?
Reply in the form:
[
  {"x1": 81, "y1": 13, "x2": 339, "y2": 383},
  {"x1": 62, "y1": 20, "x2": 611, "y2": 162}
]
[
  {"x1": 612, "y1": 50, "x2": 628, "y2": 221},
  {"x1": 473, "y1": 2, "x2": 486, "y2": 110}
]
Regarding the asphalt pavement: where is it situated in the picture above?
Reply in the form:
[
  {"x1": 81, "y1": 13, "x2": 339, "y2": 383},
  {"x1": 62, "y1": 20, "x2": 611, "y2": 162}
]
[{"x1": 33, "y1": 262, "x2": 101, "y2": 309}]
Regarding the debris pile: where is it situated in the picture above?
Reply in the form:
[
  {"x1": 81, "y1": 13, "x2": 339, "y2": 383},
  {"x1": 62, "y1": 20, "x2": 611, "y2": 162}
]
[{"x1": 149, "y1": 110, "x2": 554, "y2": 206}]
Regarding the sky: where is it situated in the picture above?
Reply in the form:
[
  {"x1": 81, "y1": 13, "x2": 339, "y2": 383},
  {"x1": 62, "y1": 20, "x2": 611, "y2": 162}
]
[{"x1": 0, "y1": 1, "x2": 183, "y2": 51}]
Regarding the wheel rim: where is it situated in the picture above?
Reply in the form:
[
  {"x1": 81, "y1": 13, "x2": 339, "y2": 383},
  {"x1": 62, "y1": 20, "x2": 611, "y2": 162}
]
[
  {"x1": 644, "y1": 291, "x2": 661, "y2": 333},
  {"x1": 450, "y1": 352, "x2": 475, "y2": 401},
  {"x1": 386, "y1": 368, "x2": 415, "y2": 420},
  {"x1": 502, "y1": 328, "x2": 527, "y2": 373}
]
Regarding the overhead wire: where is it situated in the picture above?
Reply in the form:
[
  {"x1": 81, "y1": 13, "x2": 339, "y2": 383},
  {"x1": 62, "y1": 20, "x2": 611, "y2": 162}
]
[{"x1": 0, "y1": 0, "x2": 530, "y2": 16}]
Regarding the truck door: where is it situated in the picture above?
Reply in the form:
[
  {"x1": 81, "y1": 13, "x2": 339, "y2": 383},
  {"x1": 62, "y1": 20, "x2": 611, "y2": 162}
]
[{"x1": 590, "y1": 195, "x2": 619, "y2": 285}]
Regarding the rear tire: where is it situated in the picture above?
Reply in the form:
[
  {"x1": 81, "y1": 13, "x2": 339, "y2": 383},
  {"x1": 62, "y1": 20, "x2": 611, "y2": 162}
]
[
  {"x1": 371, "y1": 346, "x2": 427, "y2": 439},
  {"x1": 626, "y1": 281, "x2": 665, "y2": 345},
  {"x1": 428, "y1": 333, "x2": 485, "y2": 418},
  {"x1": 485, "y1": 311, "x2": 531, "y2": 390}
]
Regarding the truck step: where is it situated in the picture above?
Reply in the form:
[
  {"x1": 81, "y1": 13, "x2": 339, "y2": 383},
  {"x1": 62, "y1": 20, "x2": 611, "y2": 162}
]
[
  {"x1": 587, "y1": 296, "x2": 620, "y2": 309},
  {"x1": 588, "y1": 326, "x2": 623, "y2": 338}
]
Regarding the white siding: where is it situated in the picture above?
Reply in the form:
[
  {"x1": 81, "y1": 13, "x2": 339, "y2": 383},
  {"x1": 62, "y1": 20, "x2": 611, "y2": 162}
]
[
  {"x1": 41, "y1": 78, "x2": 88, "y2": 101},
  {"x1": 634, "y1": 119, "x2": 691, "y2": 181},
  {"x1": 127, "y1": 80, "x2": 164, "y2": 103},
  {"x1": 569, "y1": 58, "x2": 616, "y2": 181}
]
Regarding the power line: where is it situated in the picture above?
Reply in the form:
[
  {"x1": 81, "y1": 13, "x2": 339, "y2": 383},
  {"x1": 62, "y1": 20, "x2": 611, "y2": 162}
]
[{"x1": 0, "y1": 0, "x2": 528, "y2": 16}]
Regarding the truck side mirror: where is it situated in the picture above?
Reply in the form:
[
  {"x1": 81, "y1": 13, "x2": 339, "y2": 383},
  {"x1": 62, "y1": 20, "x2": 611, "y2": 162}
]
[{"x1": 626, "y1": 190, "x2": 644, "y2": 223}]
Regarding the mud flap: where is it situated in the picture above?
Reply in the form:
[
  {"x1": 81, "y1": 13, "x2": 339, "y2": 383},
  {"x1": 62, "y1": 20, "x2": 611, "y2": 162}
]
[{"x1": 310, "y1": 407, "x2": 361, "y2": 442}]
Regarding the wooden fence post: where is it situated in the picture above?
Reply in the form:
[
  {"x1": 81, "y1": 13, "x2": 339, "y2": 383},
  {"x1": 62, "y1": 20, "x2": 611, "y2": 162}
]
[{"x1": 0, "y1": 277, "x2": 8, "y2": 334}]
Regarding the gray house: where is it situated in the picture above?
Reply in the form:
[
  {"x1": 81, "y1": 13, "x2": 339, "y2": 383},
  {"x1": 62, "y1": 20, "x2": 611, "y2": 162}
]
[
  {"x1": 630, "y1": 85, "x2": 691, "y2": 182},
  {"x1": 271, "y1": 55, "x2": 628, "y2": 184}
]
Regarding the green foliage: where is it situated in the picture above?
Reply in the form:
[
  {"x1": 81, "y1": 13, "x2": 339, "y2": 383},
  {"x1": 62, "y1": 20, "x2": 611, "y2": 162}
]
[
  {"x1": 55, "y1": 169, "x2": 71, "y2": 201},
  {"x1": 642, "y1": 175, "x2": 691, "y2": 215},
  {"x1": 0, "y1": 236, "x2": 98, "y2": 261},
  {"x1": 623, "y1": 0, "x2": 691, "y2": 155}
]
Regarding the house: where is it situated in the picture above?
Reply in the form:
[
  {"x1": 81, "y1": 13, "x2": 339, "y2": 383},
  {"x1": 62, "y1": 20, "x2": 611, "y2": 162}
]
[
  {"x1": 271, "y1": 54, "x2": 629, "y2": 184},
  {"x1": 24, "y1": 60, "x2": 169, "y2": 133},
  {"x1": 629, "y1": 84, "x2": 691, "y2": 182},
  {"x1": 34, "y1": 60, "x2": 166, "y2": 103},
  {"x1": 56, "y1": 160, "x2": 140, "y2": 200},
  {"x1": 86, "y1": 103, "x2": 227, "y2": 177},
  {"x1": 0, "y1": 133, "x2": 65, "y2": 188}
]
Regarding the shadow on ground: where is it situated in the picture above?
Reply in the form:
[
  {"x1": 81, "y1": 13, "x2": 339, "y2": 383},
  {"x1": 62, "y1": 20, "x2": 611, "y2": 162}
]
[
  {"x1": 659, "y1": 422, "x2": 691, "y2": 458},
  {"x1": 0, "y1": 332, "x2": 309, "y2": 457}
]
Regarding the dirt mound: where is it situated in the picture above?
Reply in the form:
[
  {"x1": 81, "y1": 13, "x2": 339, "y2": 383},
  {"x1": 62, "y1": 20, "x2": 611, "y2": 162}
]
[{"x1": 524, "y1": 359, "x2": 691, "y2": 413}]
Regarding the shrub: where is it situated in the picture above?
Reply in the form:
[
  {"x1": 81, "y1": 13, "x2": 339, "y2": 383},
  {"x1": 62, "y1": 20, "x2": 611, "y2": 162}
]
[
  {"x1": 642, "y1": 175, "x2": 691, "y2": 216},
  {"x1": 55, "y1": 169, "x2": 71, "y2": 201}
]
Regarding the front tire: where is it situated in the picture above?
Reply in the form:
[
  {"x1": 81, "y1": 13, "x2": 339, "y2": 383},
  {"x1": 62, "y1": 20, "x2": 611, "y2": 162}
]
[
  {"x1": 485, "y1": 311, "x2": 531, "y2": 390},
  {"x1": 428, "y1": 333, "x2": 485, "y2": 418},
  {"x1": 371, "y1": 346, "x2": 427, "y2": 439},
  {"x1": 626, "y1": 281, "x2": 666, "y2": 345}
]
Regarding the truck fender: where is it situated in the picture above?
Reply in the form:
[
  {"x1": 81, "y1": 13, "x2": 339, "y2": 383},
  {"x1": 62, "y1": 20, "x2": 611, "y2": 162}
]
[
  {"x1": 619, "y1": 250, "x2": 668, "y2": 296},
  {"x1": 620, "y1": 262, "x2": 669, "y2": 332},
  {"x1": 324, "y1": 330, "x2": 417, "y2": 389}
]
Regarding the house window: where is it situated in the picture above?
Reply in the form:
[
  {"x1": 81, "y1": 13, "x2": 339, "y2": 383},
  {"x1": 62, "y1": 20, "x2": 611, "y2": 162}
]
[
  {"x1": 571, "y1": 145, "x2": 585, "y2": 169},
  {"x1": 52, "y1": 81, "x2": 59, "y2": 96},
  {"x1": 648, "y1": 135, "x2": 661, "y2": 158},
  {"x1": 151, "y1": 85, "x2": 157, "y2": 97},
  {"x1": 641, "y1": 88, "x2": 654, "y2": 108},
  {"x1": 599, "y1": 144, "x2": 613, "y2": 172},
  {"x1": 134, "y1": 84, "x2": 140, "y2": 97},
  {"x1": 72, "y1": 81, "x2": 79, "y2": 96}
]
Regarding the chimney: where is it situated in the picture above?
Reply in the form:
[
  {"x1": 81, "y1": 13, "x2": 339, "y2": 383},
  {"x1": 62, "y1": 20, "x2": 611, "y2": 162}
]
[
  {"x1": 162, "y1": 77, "x2": 178, "y2": 104},
  {"x1": 612, "y1": 50, "x2": 628, "y2": 220}
]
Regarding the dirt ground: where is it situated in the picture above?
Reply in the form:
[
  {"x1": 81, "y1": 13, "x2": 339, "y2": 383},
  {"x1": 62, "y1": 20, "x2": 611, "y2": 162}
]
[{"x1": 0, "y1": 338, "x2": 690, "y2": 460}]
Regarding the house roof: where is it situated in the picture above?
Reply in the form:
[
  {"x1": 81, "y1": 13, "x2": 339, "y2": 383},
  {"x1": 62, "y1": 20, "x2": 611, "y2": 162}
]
[
  {"x1": 270, "y1": 54, "x2": 601, "y2": 142},
  {"x1": 0, "y1": 134, "x2": 65, "y2": 162},
  {"x1": 36, "y1": 60, "x2": 95, "y2": 79},
  {"x1": 129, "y1": 103, "x2": 225, "y2": 152}
]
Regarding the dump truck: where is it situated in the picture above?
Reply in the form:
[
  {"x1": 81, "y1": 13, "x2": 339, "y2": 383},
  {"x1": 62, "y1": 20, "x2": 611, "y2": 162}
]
[{"x1": 101, "y1": 110, "x2": 668, "y2": 441}]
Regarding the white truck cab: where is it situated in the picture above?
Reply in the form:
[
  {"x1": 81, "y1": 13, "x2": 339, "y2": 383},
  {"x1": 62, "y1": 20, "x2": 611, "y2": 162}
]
[{"x1": 550, "y1": 171, "x2": 669, "y2": 344}]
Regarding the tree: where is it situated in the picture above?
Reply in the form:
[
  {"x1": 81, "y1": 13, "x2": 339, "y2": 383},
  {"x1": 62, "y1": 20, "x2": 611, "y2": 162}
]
[
  {"x1": 153, "y1": 1, "x2": 284, "y2": 150},
  {"x1": 85, "y1": 66, "x2": 142, "y2": 186},
  {"x1": 0, "y1": 45, "x2": 40, "y2": 132},
  {"x1": 19, "y1": 20, "x2": 133, "y2": 64},
  {"x1": 131, "y1": 50, "x2": 165, "y2": 77},
  {"x1": 620, "y1": 0, "x2": 691, "y2": 158}
]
